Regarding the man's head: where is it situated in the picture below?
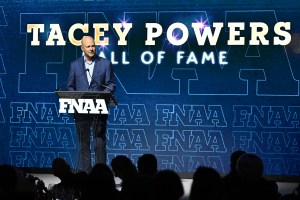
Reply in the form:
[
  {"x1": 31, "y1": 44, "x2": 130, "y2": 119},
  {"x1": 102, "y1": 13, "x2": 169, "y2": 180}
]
[
  {"x1": 137, "y1": 153, "x2": 158, "y2": 177},
  {"x1": 81, "y1": 36, "x2": 96, "y2": 61},
  {"x1": 52, "y1": 157, "x2": 70, "y2": 179},
  {"x1": 236, "y1": 153, "x2": 264, "y2": 182},
  {"x1": 230, "y1": 150, "x2": 246, "y2": 172}
]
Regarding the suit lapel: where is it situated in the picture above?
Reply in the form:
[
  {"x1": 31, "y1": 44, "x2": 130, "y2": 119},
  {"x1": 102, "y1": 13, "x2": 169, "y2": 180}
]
[
  {"x1": 92, "y1": 56, "x2": 101, "y2": 81},
  {"x1": 80, "y1": 57, "x2": 90, "y2": 87}
]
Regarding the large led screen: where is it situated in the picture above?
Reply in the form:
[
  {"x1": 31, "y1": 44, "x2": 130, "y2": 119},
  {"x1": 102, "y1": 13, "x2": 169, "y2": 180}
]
[{"x1": 0, "y1": 0, "x2": 299, "y2": 179}]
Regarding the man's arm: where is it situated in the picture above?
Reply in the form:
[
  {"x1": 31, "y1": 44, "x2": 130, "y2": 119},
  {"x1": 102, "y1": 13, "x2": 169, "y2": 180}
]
[
  {"x1": 67, "y1": 62, "x2": 76, "y2": 91},
  {"x1": 104, "y1": 60, "x2": 116, "y2": 93}
]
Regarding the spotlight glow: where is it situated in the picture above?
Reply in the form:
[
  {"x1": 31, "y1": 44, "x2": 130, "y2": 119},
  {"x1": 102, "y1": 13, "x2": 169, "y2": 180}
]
[
  {"x1": 97, "y1": 45, "x2": 107, "y2": 51},
  {"x1": 195, "y1": 17, "x2": 208, "y2": 31},
  {"x1": 118, "y1": 16, "x2": 131, "y2": 29}
]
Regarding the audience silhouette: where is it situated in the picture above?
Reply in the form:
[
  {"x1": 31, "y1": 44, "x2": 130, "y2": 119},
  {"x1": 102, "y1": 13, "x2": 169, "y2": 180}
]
[
  {"x1": 153, "y1": 169, "x2": 184, "y2": 200},
  {"x1": 137, "y1": 153, "x2": 158, "y2": 177},
  {"x1": 0, "y1": 164, "x2": 20, "y2": 199},
  {"x1": 0, "y1": 152, "x2": 294, "y2": 200},
  {"x1": 0, "y1": 164, "x2": 37, "y2": 200},
  {"x1": 111, "y1": 155, "x2": 138, "y2": 200},
  {"x1": 131, "y1": 153, "x2": 158, "y2": 200},
  {"x1": 50, "y1": 157, "x2": 86, "y2": 200},
  {"x1": 222, "y1": 149, "x2": 246, "y2": 197},
  {"x1": 82, "y1": 163, "x2": 121, "y2": 200},
  {"x1": 189, "y1": 166, "x2": 223, "y2": 200},
  {"x1": 223, "y1": 153, "x2": 282, "y2": 200}
]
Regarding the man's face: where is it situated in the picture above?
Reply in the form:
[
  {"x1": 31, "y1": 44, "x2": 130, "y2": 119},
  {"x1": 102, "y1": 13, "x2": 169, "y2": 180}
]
[{"x1": 81, "y1": 36, "x2": 96, "y2": 60}]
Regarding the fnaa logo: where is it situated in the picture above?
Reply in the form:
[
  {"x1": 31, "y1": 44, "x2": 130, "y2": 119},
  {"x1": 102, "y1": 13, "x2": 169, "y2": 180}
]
[{"x1": 59, "y1": 99, "x2": 108, "y2": 114}]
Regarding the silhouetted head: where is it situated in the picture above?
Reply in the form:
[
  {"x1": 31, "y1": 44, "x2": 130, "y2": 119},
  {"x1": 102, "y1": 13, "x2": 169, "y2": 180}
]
[
  {"x1": 190, "y1": 166, "x2": 222, "y2": 200},
  {"x1": 154, "y1": 170, "x2": 184, "y2": 200},
  {"x1": 0, "y1": 164, "x2": 18, "y2": 193},
  {"x1": 111, "y1": 155, "x2": 137, "y2": 181},
  {"x1": 236, "y1": 153, "x2": 264, "y2": 182},
  {"x1": 89, "y1": 163, "x2": 116, "y2": 189},
  {"x1": 137, "y1": 154, "x2": 158, "y2": 177},
  {"x1": 230, "y1": 150, "x2": 246, "y2": 172},
  {"x1": 52, "y1": 157, "x2": 70, "y2": 179},
  {"x1": 84, "y1": 163, "x2": 119, "y2": 200}
]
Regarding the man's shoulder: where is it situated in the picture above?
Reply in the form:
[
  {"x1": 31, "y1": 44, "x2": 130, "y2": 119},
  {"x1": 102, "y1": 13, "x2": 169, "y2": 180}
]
[
  {"x1": 70, "y1": 57, "x2": 83, "y2": 68},
  {"x1": 71, "y1": 55, "x2": 111, "y2": 65},
  {"x1": 71, "y1": 56, "x2": 84, "y2": 64},
  {"x1": 96, "y1": 55, "x2": 111, "y2": 64}
]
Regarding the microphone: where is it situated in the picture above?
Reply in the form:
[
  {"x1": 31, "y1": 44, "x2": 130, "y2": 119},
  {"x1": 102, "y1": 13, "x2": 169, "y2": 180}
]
[
  {"x1": 86, "y1": 69, "x2": 113, "y2": 92},
  {"x1": 55, "y1": 68, "x2": 89, "y2": 91}
]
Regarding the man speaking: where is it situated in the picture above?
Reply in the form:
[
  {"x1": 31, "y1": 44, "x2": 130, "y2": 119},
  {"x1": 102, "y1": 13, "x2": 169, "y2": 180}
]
[{"x1": 67, "y1": 35, "x2": 116, "y2": 173}]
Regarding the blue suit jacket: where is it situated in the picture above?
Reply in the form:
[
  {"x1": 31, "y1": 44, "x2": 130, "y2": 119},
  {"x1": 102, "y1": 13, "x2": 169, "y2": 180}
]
[{"x1": 67, "y1": 55, "x2": 116, "y2": 92}]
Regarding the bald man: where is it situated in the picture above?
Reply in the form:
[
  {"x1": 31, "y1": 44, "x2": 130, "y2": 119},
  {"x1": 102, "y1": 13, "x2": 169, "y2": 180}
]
[{"x1": 67, "y1": 36, "x2": 116, "y2": 173}]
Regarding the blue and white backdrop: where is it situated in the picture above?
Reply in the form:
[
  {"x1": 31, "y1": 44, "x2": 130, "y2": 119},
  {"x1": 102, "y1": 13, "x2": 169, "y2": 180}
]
[{"x1": 0, "y1": 0, "x2": 299, "y2": 179}]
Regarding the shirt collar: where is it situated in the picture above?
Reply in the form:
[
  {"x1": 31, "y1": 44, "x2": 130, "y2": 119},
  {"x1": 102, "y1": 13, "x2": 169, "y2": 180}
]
[{"x1": 84, "y1": 56, "x2": 96, "y2": 65}]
